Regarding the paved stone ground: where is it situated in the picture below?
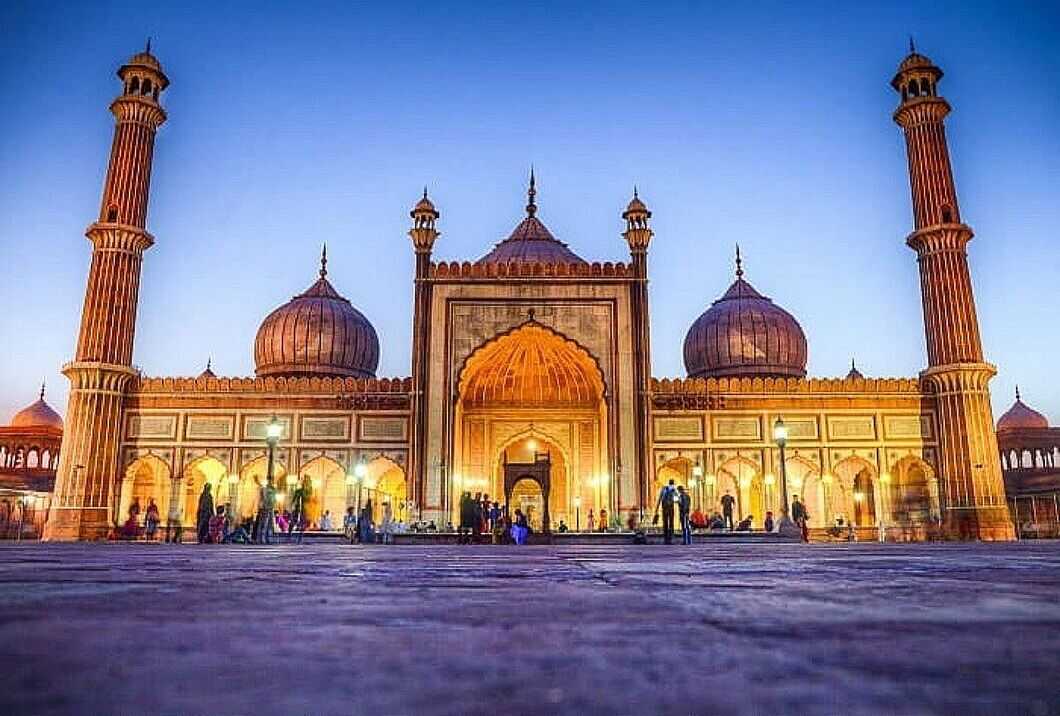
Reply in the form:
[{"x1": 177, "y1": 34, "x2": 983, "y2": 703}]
[{"x1": 1, "y1": 542, "x2": 1059, "y2": 715}]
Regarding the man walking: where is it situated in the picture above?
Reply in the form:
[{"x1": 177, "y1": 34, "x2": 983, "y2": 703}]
[
  {"x1": 677, "y1": 485, "x2": 692, "y2": 545},
  {"x1": 655, "y1": 479, "x2": 678, "y2": 544},
  {"x1": 721, "y1": 490, "x2": 736, "y2": 530}
]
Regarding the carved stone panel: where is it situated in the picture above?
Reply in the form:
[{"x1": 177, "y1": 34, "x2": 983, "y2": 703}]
[
  {"x1": 127, "y1": 414, "x2": 177, "y2": 440},
  {"x1": 653, "y1": 416, "x2": 704, "y2": 442}
]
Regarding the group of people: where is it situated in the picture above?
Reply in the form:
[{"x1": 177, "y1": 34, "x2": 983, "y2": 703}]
[
  {"x1": 456, "y1": 491, "x2": 535, "y2": 544},
  {"x1": 653, "y1": 480, "x2": 813, "y2": 544}
]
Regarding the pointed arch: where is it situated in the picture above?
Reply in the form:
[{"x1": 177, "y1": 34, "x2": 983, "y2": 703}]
[{"x1": 457, "y1": 322, "x2": 605, "y2": 408}]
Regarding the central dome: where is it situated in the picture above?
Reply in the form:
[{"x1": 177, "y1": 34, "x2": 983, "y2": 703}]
[
  {"x1": 479, "y1": 171, "x2": 586, "y2": 265},
  {"x1": 683, "y1": 249, "x2": 807, "y2": 380},
  {"x1": 254, "y1": 249, "x2": 379, "y2": 379}
]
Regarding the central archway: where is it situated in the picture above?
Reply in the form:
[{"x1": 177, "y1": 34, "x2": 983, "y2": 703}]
[{"x1": 453, "y1": 321, "x2": 608, "y2": 531}]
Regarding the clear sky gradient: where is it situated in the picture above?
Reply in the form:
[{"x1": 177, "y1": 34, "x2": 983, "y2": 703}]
[{"x1": 1, "y1": 1, "x2": 1058, "y2": 424}]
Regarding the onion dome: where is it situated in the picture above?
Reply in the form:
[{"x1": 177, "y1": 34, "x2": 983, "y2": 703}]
[
  {"x1": 11, "y1": 384, "x2": 63, "y2": 430},
  {"x1": 683, "y1": 247, "x2": 808, "y2": 380},
  {"x1": 997, "y1": 387, "x2": 1049, "y2": 431},
  {"x1": 254, "y1": 246, "x2": 379, "y2": 379},
  {"x1": 479, "y1": 169, "x2": 586, "y2": 265}
]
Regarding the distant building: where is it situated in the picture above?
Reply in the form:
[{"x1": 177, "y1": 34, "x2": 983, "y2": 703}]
[
  {"x1": 0, "y1": 385, "x2": 61, "y2": 538},
  {"x1": 997, "y1": 389, "x2": 1060, "y2": 538},
  {"x1": 39, "y1": 44, "x2": 1015, "y2": 541}
]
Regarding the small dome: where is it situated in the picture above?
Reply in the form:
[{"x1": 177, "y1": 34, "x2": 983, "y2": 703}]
[
  {"x1": 254, "y1": 253, "x2": 379, "y2": 379},
  {"x1": 846, "y1": 358, "x2": 865, "y2": 381},
  {"x1": 898, "y1": 51, "x2": 934, "y2": 72},
  {"x1": 683, "y1": 250, "x2": 807, "y2": 380},
  {"x1": 997, "y1": 389, "x2": 1049, "y2": 431},
  {"x1": 128, "y1": 50, "x2": 162, "y2": 71},
  {"x1": 412, "y1": 190, "x2": 437, "y2": 216},
  {"x1": 11, "y1": 388, "x2": 63, "y2": 430},
  {"x1": 623, "y1": 190, "x2": 649, "y2": 217},
  {"x1": 479, "y1": 172, "x2": 585, "y2": 265}
]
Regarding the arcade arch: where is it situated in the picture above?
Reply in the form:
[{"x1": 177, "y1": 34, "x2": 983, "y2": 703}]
[{"x1": 119, "y1": 455, "x2": 172, "y2": 525}]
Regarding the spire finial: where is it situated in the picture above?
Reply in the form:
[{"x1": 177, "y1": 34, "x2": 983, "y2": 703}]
[
  {"x1": 423, "y1": 185, "x2": 428, "y2": 200},
  {"x1": 146, "y1": 37, "x2": 152, "y2": 54},
  {"x1": 735, "y1": 244, "x2": 744, "y2": 279},
  {"x1": 39, "y1": 380, "x2": 45, "y2": 401},
  {"x1": 1016, "y1": 384, "x2": 1021, "y2": 401},
  {"x1": 206, "y1": 357, "x2": 212, "y2": 371},
  {"x1": 908, "y1": 36, "x2": 915, "y2": 54},
  {"x1": 526, "y1": 166, "x2": 537, "y2": 217},
  {"x1": 851, "y1": 356, "x2": 857, "y2": 372},
  {"x1": 633, "y1": 184, "x2": 639, "y2": 200},
  {"x1": 319, "y1": 243, "x2": 328, "y2": 279}
]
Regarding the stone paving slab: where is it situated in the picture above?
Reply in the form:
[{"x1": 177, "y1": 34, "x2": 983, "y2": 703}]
[{"x1": 1, "y1": 542, "x2": 1059, "y2": 715}]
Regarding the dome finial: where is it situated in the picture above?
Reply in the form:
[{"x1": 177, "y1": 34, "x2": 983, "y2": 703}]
[
  {"x1": 735, "y1": 244, "x2": 744, "y2": 279},
  {"x1": 908, "y1": 35, "x2": 915, "y2": 54},
  {"x1": 1016, "y1": 384, "x2": 1021, "y2": 401},
  {"x1": 633, "y1": 184, "x2": 639, "y2": 200},
  {"x1": 526, "y1": 166, "x2": 537, "y2": 217},
  {"x1": 206, "y1": 357, "x2": 212, "y2": 372},
  {"x1": 423, "y1": 185, "x2": 428, "y2": 200},
  {"x1": 39, "y1": 380, "x2": 45, "y2": 401},
  {"x1": 319, "y1": 243, "x2": 328, "y2": 278}
]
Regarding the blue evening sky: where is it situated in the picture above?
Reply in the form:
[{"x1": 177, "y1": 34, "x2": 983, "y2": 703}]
[{"x1": 1, "y1": 1, "x2": 1058, "y2": 423}]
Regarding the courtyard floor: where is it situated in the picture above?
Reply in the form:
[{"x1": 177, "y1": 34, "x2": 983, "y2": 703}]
[{"x1": 1, "y1": 542, "x2": 1059, "y2": 715}]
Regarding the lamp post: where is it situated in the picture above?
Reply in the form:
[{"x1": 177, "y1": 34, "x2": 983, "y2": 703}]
[
  {"x1": 265, "y1": 415, "x2": 282, "y2": 491},
  {"x1": 574, "y1": 494, "x2": 581, "y2": 532},
  {"x1": 227, "y1": 473, "x2": 239, "y2": 520},
  {"x1": 354, "y1": 460, "x2": 367, "y2": 517},
  {"x1": 773, "y1": 416, "x2": 789, "y2": 519},
  {"x1": 691, "y1": 464, "x2": 703, "y2": 511}
]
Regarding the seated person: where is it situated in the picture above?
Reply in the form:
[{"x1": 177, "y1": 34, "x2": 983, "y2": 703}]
[
  {"x1": 557, "y1": 520, "x2": 569, "y2": 533},
  {"x1": 708, "y1": 512, "x2": 726, "y2": 530},
  {"x1": 735, "y1": 515, "x2": 754, "y2": 531},
  {"x1": 690, "y1": 507, "x2": 707, "y2": 529},
  {"x1": 208, "y1": 505, "x2": 227, "y2": 543},
  {"x1": 764, "y1": 511, "x2": 775, "y2": 533}
]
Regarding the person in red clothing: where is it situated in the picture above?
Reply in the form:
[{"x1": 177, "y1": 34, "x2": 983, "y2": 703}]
[
  {"x1": 208, "y1": 505, "x2": 227, "y2": 543},
  {"x1": 690, "y1": 506, "x2": 707, "y2": 529}
]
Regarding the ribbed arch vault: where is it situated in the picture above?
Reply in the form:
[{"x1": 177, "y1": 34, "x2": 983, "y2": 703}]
[{"x1": 458, "y1": 323, "x2": 604, "y2": 408}]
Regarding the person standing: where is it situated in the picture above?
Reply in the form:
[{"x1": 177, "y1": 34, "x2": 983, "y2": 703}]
[
  {"x1": 196, "y1": 484, "x2": 214, "y2": 544},
  {"x1": 319, "y1": 510, "x2": 333, "y2": 531},
  {"x1": 165, "y1": 497, "x2": 182, "y2": 543},
  {"x1": 791, "y1": 494, "x2": 810, "y2": 542},
  {"x1": 381, "y1": 501, "x2": 394, "y2": 544},
  {"x1": 256, "y1": 478, "x2": 276, "y2": 544},
  {"x1": 288, "y1": 481, "x2": 307, "y2": 543},
  {"x1": 587, "y1": 509, "x2": 595, "y2": 533},
  {"x1": 599, "y1": 508, "x2": 608, "y2": 533},
  {"x1": 144, "y1": 498, "x2": 160, "y2": 542},
  {"x1": 721, "y1": 491, "x2": 736, "y2": 530},
  {"x1": 655, "y1": 479, "x2": 678, "y2": 544},
  {"x1": 343, "y1": 506, "x2": 357, "y2": 543},
  {"x1": 677, "y1": 486, "x2": 692, "y2": 545}
]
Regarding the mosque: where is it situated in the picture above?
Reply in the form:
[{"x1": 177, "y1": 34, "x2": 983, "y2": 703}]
[{"x1": 20, "y1": 44, "x2": 1026, "y2": 541}]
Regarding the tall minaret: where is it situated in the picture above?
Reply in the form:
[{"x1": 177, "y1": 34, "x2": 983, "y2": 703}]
[
  {"x1": 44, "y1": 45, "x2": 169, "y2": 540},
  {"x1": 408, "y1": 189, "x2": 440, "y2": 519},
  {"x1": 892, "y1": 44, "x2": 1013, "y2": 540},
  {"x1": 622, "y1": 189, "x2": 653, "y2": 511}
]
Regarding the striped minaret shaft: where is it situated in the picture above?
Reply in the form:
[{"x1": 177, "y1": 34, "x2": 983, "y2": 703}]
[
  {"x1": 45, "y1": 47, "x2": 169, "y2": 541},
  {"x1": 892, "y1": 48, "x2": 1013, "y2": 541},
  {"x1": 622, "y1": 190, "x2": 653, "y2": 513}
]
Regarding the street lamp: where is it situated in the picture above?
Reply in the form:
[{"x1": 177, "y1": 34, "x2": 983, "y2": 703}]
[
  {"x1": 773, "y1": 416, "x2": 789, "y2": 519},
  {"x1": 574, "y1": 494, "x2": 582, "y2": 532},
  {"x1": 265, "y1": 414, "x2": 282, "y2": 493},
  {"x1": 692, "y1": 464, "x2": 703, "y2": 510},
  {"x1": 354, "y1": 460, "x2": 367, "y2": 517}
]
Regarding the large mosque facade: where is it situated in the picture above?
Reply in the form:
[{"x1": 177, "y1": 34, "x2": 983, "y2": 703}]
[{"x1": 39, "y1": 45, "x2": 1015, "y2": 541}]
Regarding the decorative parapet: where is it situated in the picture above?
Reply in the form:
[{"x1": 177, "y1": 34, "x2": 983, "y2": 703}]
[
  {"x1": 651, "y1": 375, "x2": 926, "y2": 409},
  {"x1": 130, "y1": 374, "x2": 413, "y2": 395},
  {"x1": 429, "y1": 260, "x2": 633, "y2": 280}
]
